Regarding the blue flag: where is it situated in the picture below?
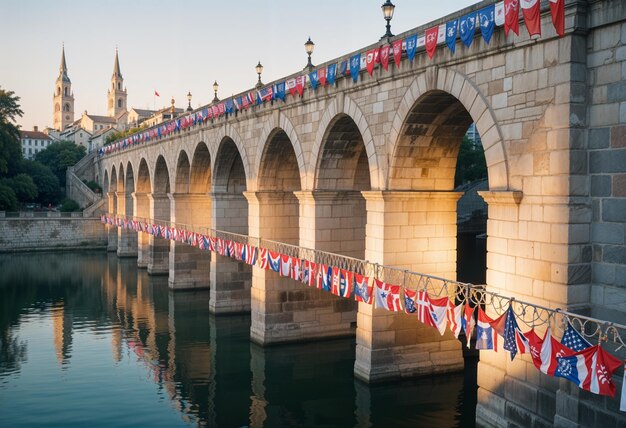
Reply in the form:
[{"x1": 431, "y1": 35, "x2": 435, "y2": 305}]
[
  {"x1": 459, "y1": 13, "x2": 476, "y2": 47},
  {"x1": 561, "y1": 321, "x2": 592, "y2": 352},
  {"x1": 225, "y1": 98, "x2": 234, "y2": 114},
  {"x1": 406, "y1": 34, "x2": 418, "y2": 62},
  {"x1": 478, "y1": 5, "x2": 495, "y2": 44},
  {"x1": 340, "y1": 59, "x2": 348, "y2": 76},
  {"x1": 349, "y1": 53, "x2": 361, "y2": 83},
  {"x1": 327, "y1": 63, "x2": 337, "y2": 85},
  {"x1": 274, "y1": 82, "x2": 286, "y2": 101},
  {"x1": 446, "y1": 19, "x2": 458, "y2": 53},
  {"x1": 309, "y1": 70, "x2": 319, "y2": 90},
  {"x1": 502, "y1": 306, "x2": 520, "y2": 360}
]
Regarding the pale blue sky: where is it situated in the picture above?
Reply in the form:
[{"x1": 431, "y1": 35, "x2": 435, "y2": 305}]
[{"x1": 0, "y1": 0, "x2": 476, "y2": 130}]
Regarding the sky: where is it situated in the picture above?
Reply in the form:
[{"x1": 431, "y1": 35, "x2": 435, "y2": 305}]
[{"x1": 0, "y1": 0, "x2": 477, "y2": 131}]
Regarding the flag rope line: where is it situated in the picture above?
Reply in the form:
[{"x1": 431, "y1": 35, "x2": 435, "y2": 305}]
[{"x1": 104, "y1": 212, "x2": 626, "y2": 355}]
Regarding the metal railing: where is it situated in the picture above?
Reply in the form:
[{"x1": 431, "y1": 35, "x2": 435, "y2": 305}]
[{"x1": 104, "y1": 213, "x2": 626, "y2": 356}]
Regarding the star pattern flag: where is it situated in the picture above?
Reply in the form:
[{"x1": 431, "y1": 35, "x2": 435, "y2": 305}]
[
  {"x1": 521, "y1": 0, "x2": 541, "y2": 37},
  {"x1": 460, "y1": 13, "x2": 477, "y2": 47},
  {"x1": 539, "y1": 329, "x2": 574, "y2": 376},
  {"x1": 374, "y1": 279, "x2": 403, "y2": 312},
  {"x1": 425, "y1": 26, "x2": 439, "y2": 59},
  {"x1": 555, "y1": 345, "x2": 622, "y2": 397},
  {"x1": 354, "y1": 274, "x2": 373, "y2": 304},
  {"x1": 549, "y1": 0, "x2": 565, "y2": 37},
  {"x1": 504, "y1": 0, "x2": 520, "y2": 36},
  {"x1": 406, "y1": 34, "x2": 418, "y2": 62},
  {"x1": 380, "y1": 45, "x2": 390, "y2": 71},
  {"x1": 561, "y1": 321, "x2": 592, "y2": 352},
  {"x1": 268, "y1": 251, "x2": 281, "y2": 273},
  {"x1": 392, "y1": 39, "x2": 403, "y2": 68},
  {"x1": 446, "y1": 19, "x2": 458, "y2": 53},
  {"x1": 478, "y1": 5, "x2": 496, "y2": 44},
  {"x1": 476, "y1": 308, "x2": 498, "y2": 351}
]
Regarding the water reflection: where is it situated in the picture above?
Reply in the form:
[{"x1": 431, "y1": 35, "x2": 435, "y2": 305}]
[{"x1": 0, "y1": 252, "x2": 474, "y2": 427}]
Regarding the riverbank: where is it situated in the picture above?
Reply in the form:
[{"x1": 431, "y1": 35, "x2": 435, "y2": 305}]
[{"x1": 0, "y1": 211, "x2": 107, "y2": 252}]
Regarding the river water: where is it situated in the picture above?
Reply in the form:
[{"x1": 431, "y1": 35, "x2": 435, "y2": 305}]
[{"x1": 0, "y1": 252, "x2": 477, "y2": 427}]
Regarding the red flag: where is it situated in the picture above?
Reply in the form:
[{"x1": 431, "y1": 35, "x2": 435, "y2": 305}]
[
  {"x1": 425, "y1": 26, "x2": 439, "y2": 59},
  {"x1": 287, "y1": 78, "x2": 297, "y2": 97},
  {"x1": 379, "y1": 45, "x2": 390, "y2": 71},
  {"x1": 365, "y1": 48, "x2": 377, "y2": 76},
  {"x1": 392, "y1": 39, "x2": 402, "y2": 69},
  {"x1": 521, "y1": 0, "x2": 541, "y2": 38},
  {"x1": 549, "y1": 0, "x2": 564, "y2": 37},
  {"x1": 318, "y1": 67, "x2": 327, "y2": 86},
  {"x1": 154, "y1": 90, "x2": 160, "y2": 97},
  {"x1": 295, "y1": 76, "x2": 305, "y2": 96},
  {"x1": 504, "y1": 0, "x2": 520, "y2": 36}
]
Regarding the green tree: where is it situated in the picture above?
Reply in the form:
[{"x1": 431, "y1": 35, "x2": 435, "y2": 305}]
[
  {"x1": 0, "y1": 182, "x2": 17, "y2": 211},
  {"x1": 18, "y1": 160, "x2": 61, "y2": 205},
  {"x1": 454, "y1": 135, "x2": 487, "y2": 187},
  {"x1": 34, "y1": 140, "x2": 86, "y2": 188},
  {"x1": 0, "y1": 88, "x2": 23, "y2": 177},
  {"x1": 1, "y1": 174, "x2": 37, "y2": 202}
]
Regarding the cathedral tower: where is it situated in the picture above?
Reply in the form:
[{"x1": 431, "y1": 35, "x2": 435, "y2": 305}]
[
  {"x1": 107, "y1": 48, "x2": 127, "y2": 117},
  {"x1": 53, "y1": 45, "x2": 74, "y2": 131}
]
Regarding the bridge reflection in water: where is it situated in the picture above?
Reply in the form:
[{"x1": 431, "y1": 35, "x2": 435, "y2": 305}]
[{"x1": 0, "y1": 252, "x2": 476, "y2": 427}]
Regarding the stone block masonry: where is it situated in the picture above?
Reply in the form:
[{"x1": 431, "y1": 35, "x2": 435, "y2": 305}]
[{"x1": 0, "y1": 213, "x2": 107, "y2": 252}]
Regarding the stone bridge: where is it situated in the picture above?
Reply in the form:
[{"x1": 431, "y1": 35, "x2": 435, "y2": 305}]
[{"x1": 95, "y1": 1, "x2": 626, "y2": 426}]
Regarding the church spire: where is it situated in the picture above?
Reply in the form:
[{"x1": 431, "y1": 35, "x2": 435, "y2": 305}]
[
  {"x1": 113, "y1": 47, "x2": 122, "y2": 78},
  {"x1": 59, "y1": 43, "x2": 67, "y2": 74}
]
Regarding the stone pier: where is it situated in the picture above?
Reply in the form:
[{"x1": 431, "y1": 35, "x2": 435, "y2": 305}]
[{"x1": 116, "y1": 191, "x2": 137, "y2": 257}]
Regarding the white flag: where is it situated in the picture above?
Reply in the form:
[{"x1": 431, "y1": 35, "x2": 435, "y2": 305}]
[{"x1": 619, "y1": 361, "x2": 626, "y2": 412}]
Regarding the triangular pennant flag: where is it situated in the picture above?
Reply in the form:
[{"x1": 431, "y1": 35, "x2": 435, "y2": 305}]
[
  {"x1": 365, "y1": 48, "x2": 377, "y2": 75},
  {"x1": 504, "y1": 0, "x2": 520, "y2": 36},
  {"x1": 560, "y1": 320, "x2": 592, "y2": 352},
  {"x1": 380, "y1": 45, "x2": 390, "y2": 71},
  {"x1": 318, "y1": 67, "x2": 327, "y2": 86},
  {"x1": 521, "y1": 0, "x2": 541, "y2": 38},
  {"x1": 445, "y1": 19, "x2": 458, "y2": 53},
  {"x1": 327, "y1": 63, "x2": 337, "y2": 85},
  {"x1": 350, "y1": 53, "x2": 361, "y2": 83},
  {"x1": 429, "y1": 296, "x2": 449, "y2": 335},
  {"x1": 460, "y1": 13, "x2": 477, "y2": 47},
  {"x1": 405, "y1": 34, "x2": 418, "y2": 62},
  {"x1": 478, "y1": 5, "x2": 496, "y2": 44},
  {"x1": 309, "y1": 70, "x2": 319, "y2": 90},
  {"x1": 425, "y1": 26, "x2": 439, "y2": 59},
  {"x1": 392, "y1": 39, "x2": 403, "y2": 69},
  {"x1": 549, "y1": 0, "x2": 565, "y2": 37}
]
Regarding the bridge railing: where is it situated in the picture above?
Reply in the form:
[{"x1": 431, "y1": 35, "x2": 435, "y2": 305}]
[{"x1": 104, "y1": 212, "x2": 626, "y2": 357}]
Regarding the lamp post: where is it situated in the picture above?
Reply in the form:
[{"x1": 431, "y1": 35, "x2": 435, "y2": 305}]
[
  {"x1": 212, "y1": 81, "x2": 220, "y2": 103},
  {"x1": 255, "y1": 61, "x2": 264, "y2": 89},
  {"x1": 170, "y1": 97, "x2": 176, "y2": 118},
  {"x1": 186, "y1": 91, "x2": 193, "y2": 112},
  {"x1": 380, "y1": 0, "x2": 396, "y2": 41},
  {"x1": 304, "y1": 37, "x2": 315, "y2": 71}
]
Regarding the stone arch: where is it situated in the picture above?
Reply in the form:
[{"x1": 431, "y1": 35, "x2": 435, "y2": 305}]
[
  {"x1": 213, "y1": 124, "x2": 249, "y2": 188},
  {"x1": 118, "y1": 163, "x2": 125, "y2": 192},
  {"x1": 125, "y1": 161, "x2": 135, "y2": 194},
  {"x1": 137, "y1": 158, "x2": 151, "y2": 193},
  {"x1": 388, "y1": 68, "x2": 509, "y2": 190},
  {"x1": 257, "y1": 128, "x2": 302, "y2": 191},
  {"x1": 175, "y1": 150, "x2": 191, "y2": 194},
  {"x1": 311, "y1": 94, "x2": 381, "y2": 190},
  {"x1": 213, "y1": 137, "x2": 247, "y2": 193},
  {"x1": 254, "y1": 113, "x2": 305, "y2": 190},
  {"x1": 190, "y1": 142, "x2": 211, "y2": 194},
  {"x1": 103, "y1": 169, "x2": 109, "y2": 194},
  {"x1": 153, "y1": 156, "x2": 171, "y2": 194},
  {"x1": 110, "y1": 165, "x2": 118, "y2": 194}
]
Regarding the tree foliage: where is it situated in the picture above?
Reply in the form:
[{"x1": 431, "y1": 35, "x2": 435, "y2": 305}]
[
  {"x1": 0, "y1": 182, "x2": 17, "y2": 211},
  {"x1": 18, "y1": 160, "x2": 61, "y2": 205},
  {"x1": 0, "y1": 88, "x2": 23, "y2": 177},
  {"x1": 104, "y1": 127, "x2": 142, "y2": 145},
  {"x1": 34, "y1": 140, "x2": 86, "y2": 188},
  {"x1": 1, "y1": 174, "x2": 38, "y2": 202},
  {"x1": 455, "y1": 135, "x2": 488, "y2": 187}
]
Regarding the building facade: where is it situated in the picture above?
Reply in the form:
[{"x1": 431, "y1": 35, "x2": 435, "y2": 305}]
[{"x1": 20, "y1": 127, "x2": 53, "y2": 160}]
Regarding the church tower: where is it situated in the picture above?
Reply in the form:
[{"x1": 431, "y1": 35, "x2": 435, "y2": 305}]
[
  {"x1": 53, "y1": 45, "x2": 75, "y2": 131},
  {"x1": 107, "y1": 48, "x2": 127, "y2": 117}
]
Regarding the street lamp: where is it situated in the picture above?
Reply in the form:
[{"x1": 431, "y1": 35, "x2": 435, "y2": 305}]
[
  {"x1": 170, "y1": 96, "x2": 176, "y2": 118},
  {"x1": 380, "y1": 0, "x2": 396, "y2": 41},
  {"x1": 212, "y1": 81, "x2": 220, "y2": 103},
  {"x1": 304, "y1": 37, "x2": 315, "y2": 71},
  {"x1": 186, "y1": 91, "x2": 193, "y2": 112},
  {"x1": 255, "y1": 61, "x2": 264, "y2": 89}
]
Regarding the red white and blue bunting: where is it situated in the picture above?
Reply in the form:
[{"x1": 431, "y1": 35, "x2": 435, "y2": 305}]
[
  {"x1": 99, "y1": 0, "x2": 565, "y2": 158},
  {"x1": 102, "y1": 213, "x2": 626, "y2": 407}
]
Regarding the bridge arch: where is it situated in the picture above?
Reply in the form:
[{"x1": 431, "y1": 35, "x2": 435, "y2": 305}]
[
  {"x1": 103, "y1": 169, "x2": 109, "y2": 194},
  {"x1": 125, "y1": 161, "x2": 135, "y2": 194},
  {"x1": 137, "y1": 158, "x2": 151, "y2": 193},
  {"x1": 254, "y1": 113, "x2": 304, "y2": 191},
  {"x1": 118, "y1": 163, "x2": 125, "y2": 193},
  {"x1": 190, "y1": 142, "x2": 211, "y2": 194},
  {"x1": 388, "y1": 69, "x2": 509, "y2": 190},
  {"x1": 153, "y1": 155, "x2": 171, "y2": 195},
  {"x1": 175, "y1": 150, "x2": 191, "y2": 194},
  {"x1": 311, "y1": 94, "x2": 381, "y2": 190},
  {"x1": 257, "y1": 128, "x2": 302, "y2": 191},
  {"x1": 213, "y1": 137, "x2": 248, "y2": 193},
  {"x1": 213, "y1": 124, "x2": 249, "y2": 189},
  {"x1": 110, "y1": 166, "x2": 118, "y2": 196}
]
